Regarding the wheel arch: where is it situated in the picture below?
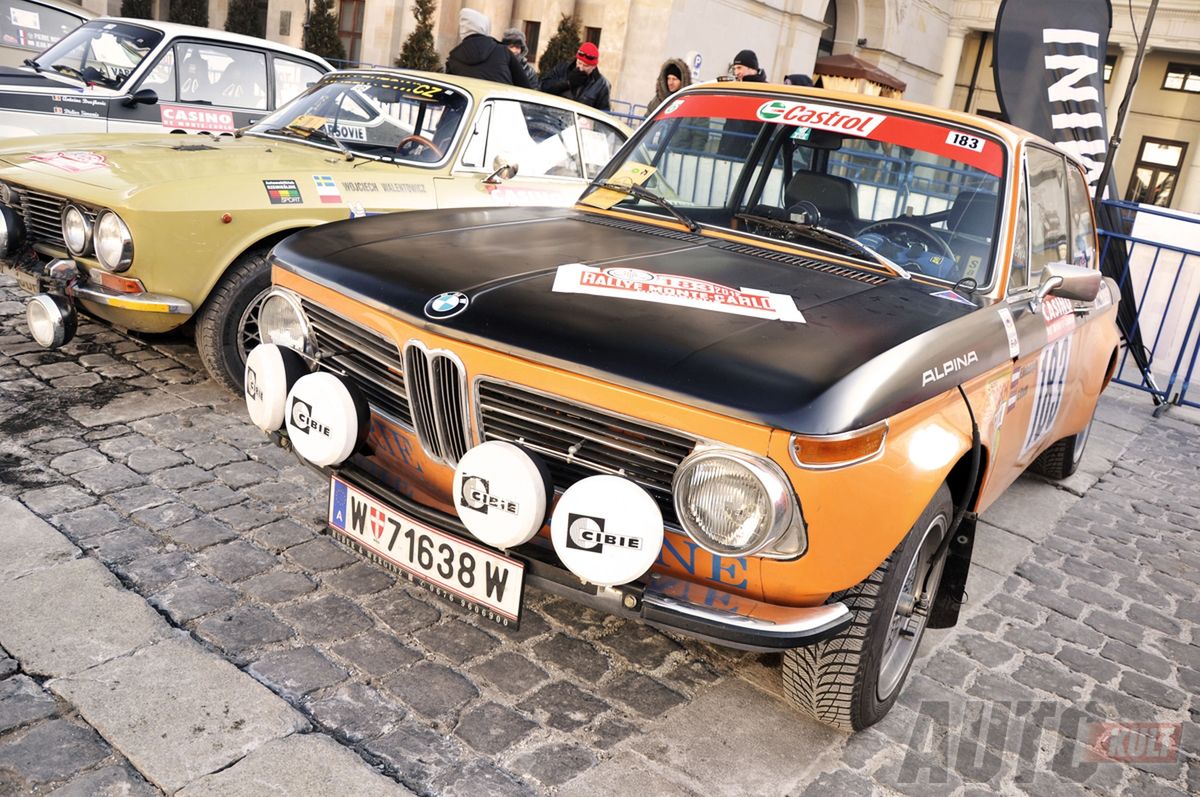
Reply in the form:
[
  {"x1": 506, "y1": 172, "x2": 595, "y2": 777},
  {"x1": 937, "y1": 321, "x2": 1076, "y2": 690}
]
[{"x1": 196, "y1": 225, "x2": 311, "y2": 314}]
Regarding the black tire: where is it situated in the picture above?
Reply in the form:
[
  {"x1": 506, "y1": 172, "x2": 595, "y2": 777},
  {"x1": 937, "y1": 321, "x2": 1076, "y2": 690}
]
[
  {"x1": 194, "y1": 249, "x2": 271, "y2": 395},
  {"x1": 782, "y1": 483, "x2": 953, "y2": 731},
  {"x1": 1029, "y1": 410, "x2": 1094, "y2": 480}
]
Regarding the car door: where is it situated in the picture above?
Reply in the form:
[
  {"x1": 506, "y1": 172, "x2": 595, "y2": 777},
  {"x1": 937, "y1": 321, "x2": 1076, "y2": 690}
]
[
  {"x1": 109, "y1": 40, "x2": 271, "y2": 134},
  {"x1": 441, "y1": 98, "x2": 617, "y2": 207},
  {"x1": 982, "y1": 144, "x2": 1100, "y2": 502}
]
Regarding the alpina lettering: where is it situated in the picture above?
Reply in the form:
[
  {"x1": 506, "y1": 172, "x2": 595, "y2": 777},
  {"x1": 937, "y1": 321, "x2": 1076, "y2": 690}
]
[{"x1": 922, "y1": 351, "x2": 979, "y2": 387}]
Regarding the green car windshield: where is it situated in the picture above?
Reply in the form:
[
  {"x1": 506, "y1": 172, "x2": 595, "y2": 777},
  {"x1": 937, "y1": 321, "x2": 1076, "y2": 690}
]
[
  {"x1": 584, "y1": 91, "x2": 1006, "y2": 287},
  {"x1": 245, "y1": 73, "x2": 470, "y2": 166}
]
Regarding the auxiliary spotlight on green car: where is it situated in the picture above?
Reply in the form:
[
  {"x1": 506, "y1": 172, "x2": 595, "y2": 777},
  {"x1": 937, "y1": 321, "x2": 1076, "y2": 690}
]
[{"x1": 0, "y1": 68, "x2": 628, "y2": 392}]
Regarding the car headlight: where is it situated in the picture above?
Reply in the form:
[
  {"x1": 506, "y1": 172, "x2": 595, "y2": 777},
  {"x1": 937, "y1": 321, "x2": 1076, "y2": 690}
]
[
  {"x1": 62, "y1": 205, "x2": 92, "y2": 256},
  {"x1": 93, "y1": 210, "x2": 133, "y2": 271},
  {"x1": 672, "y1": 449, "x2": 802, "y2": 557},
  {"x1": 0, "y1": 205, "x2": 22, "y2": 256},
  {"x1": 258, "y1": 289, "x2": 312, "y2": 354}
]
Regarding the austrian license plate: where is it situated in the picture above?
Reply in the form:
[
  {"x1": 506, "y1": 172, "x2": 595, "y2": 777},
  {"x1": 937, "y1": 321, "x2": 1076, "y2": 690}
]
[
  {"x1": 0, "y1": 262, "x2": 38, "y2": 294},
  {"x1": 328, "y1": 476, "x2": 524, "y2": 627}
]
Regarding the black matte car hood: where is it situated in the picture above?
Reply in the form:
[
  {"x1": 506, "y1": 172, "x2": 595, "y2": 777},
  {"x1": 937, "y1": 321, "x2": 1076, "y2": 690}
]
[{"x1": 274, "y1": 207, "x2": 1005, "y2": 433}]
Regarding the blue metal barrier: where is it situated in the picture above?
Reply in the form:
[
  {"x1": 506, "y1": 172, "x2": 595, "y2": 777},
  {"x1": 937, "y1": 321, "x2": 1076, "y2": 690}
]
[{"x1": 1098, "y1": 198, "x2": 1200, "y2": 409}]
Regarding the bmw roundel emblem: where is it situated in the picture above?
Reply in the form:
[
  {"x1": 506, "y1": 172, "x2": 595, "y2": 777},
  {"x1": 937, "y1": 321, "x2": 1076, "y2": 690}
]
[{"x1": 425, "y1": 291, "x2": 469, "y2": 319}]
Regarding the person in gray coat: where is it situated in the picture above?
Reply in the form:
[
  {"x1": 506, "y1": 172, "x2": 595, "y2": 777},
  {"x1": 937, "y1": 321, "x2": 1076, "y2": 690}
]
[{"x1": 502, "y1": 29, "x2": 539, "y2": 89}]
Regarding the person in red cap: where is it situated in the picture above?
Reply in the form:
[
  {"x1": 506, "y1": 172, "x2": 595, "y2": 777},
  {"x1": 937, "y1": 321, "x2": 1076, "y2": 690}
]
[{"x1": 540, "y1": 41, "x2": 611, "y2": 111}]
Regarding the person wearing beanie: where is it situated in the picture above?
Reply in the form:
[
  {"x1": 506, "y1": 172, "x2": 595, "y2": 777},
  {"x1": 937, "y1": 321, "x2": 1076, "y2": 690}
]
[
  {"x1": 719, "y1": 48, "x2": 768, "y2": 157},
  {"x1": 501, "y1": 28, "x2": 539, "y2": 89},
  {"x1": 784, "y1": 73, "x2": 815, "y2": 87},
  {"x1": 445, "y1": 9, "x2": 533, "y2": 88},
  {"x1": 540, "y1": 41, "x2": 611, "y2": 111},
  {"x1": 731, "y1": 49, "x2": 766, "y2": 82}
]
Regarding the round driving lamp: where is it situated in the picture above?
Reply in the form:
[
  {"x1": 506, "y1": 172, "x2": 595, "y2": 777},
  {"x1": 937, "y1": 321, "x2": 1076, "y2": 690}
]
[
  {"x1": 26, "y1": 294, "x2": 77, "y2": 349},
  {"x1": 61, "y1": 205, "x2": 92, "y2": 256},
  {"x1": 672, "y1": 449, "x2": 794, "y2": 556},
  {"x1": 93, "y1": 210, "x2": 133, "y2": 271},
  {"x1": 258, "y1": 289, "x2": 312, "y2": 355}
]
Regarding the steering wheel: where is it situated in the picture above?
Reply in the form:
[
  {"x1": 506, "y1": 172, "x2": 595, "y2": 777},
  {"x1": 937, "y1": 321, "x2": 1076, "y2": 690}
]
[
  {"x1": 397, "y1": 134, "x2": 443, "y2": 160},
  {"x1": 857, "y1": 219, "x2": 955, "y2": 260}
]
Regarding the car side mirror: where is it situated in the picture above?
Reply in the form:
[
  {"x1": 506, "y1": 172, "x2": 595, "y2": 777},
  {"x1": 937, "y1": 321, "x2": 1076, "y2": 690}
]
[
  {"x1": 484, "y1": 156, "x2": 519, "y2": 185},
  {"x1": 1033, "y1": 261, "x2": 1101, "y2": 310},
  {"x1": 122, "y1": 88, "x2": 158, "y2": 107}
]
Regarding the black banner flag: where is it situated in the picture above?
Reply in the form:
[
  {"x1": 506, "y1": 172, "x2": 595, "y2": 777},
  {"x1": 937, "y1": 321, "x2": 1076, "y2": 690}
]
[{"x1": 992, "y1": 0, "x2": 1154, "y2": 391}]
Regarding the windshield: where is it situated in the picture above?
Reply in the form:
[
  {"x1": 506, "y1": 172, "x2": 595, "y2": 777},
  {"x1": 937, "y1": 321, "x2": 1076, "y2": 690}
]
[
  {"x1": 33, "y1": 20, "x2": 161, "y2": 89},
  {"x1": 245, "y1": 72, "x2": 470, "y2": 165},
  {"x1": 583, "y1": 92, "x2": 1006, "y2": 287}
]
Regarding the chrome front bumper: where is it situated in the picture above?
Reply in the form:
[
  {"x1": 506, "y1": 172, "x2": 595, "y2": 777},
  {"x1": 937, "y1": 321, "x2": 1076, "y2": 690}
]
[{"x1": 0, "y1": 256, "x2": 192, "y2": 315}]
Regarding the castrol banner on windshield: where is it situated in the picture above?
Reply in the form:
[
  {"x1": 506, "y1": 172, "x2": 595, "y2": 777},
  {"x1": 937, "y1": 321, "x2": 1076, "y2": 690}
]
[{"x1": 754, "y1": 100, "x2": 886, "y2": 136}]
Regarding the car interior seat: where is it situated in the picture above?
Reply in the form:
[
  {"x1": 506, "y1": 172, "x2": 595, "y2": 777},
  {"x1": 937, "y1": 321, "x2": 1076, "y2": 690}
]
[
  {"x1": 943, "y1": 189, "x2": 999, "y2": 283},
  {"x1": 784, "y1": 172, "x2": 860, "y2": 233}
]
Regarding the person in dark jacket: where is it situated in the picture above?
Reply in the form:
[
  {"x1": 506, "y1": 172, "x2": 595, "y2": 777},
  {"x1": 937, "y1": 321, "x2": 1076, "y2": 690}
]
[
  {"x1": 719, "y1": 49, "x2": 768, "y2": 158},
  {"x1": 540, "y1": 42, "x2": 611, "y2": 111},
  {"x1": 502, "y1": 28, "x2": 539, "y2": 89},
  {"x1": 646, "y1": 58, "x2": 708, "y2": 151},
  {"x1": 445, "y1": 9, "x2": 532, "y2": 88}
]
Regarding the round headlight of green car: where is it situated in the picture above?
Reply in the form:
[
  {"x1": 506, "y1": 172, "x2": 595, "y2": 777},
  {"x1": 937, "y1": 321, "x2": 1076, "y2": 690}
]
[
  {"x1": 93, "y1": 210, "x2": 133, "y2": 272},
  {"x1": 258, "y1": 289, "x2": 312, "y2": 355},
  {"x1": 62, "y1": 205, "x2": 91, "y2": 256},
  {"x1": 672, "y1": 449, "x2": 795, "y2": 556}
]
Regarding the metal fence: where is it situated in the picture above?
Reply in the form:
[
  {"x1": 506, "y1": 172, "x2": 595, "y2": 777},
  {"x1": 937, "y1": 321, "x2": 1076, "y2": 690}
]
[{"x1": 1098, "y1": 199, "x2": 1200, "y2": 410}]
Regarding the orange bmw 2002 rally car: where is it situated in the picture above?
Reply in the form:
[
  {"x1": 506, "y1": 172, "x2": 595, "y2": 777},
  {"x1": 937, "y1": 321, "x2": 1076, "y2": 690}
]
[{"x1": 241, "y1": 82, "x2": 1120, "y2": 730}]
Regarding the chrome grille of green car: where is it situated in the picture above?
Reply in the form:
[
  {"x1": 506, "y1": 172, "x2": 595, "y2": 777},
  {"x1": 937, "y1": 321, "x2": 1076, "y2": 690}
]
[
  {"x1": 301, "y1": 300, "x2": 412, "y2": 427},
  {"x1": 8, "y1": 187, "x2": 90, "y2": 250},
  {"x1": 475, "y1": 380, "x2": 697, "y2": 525}
]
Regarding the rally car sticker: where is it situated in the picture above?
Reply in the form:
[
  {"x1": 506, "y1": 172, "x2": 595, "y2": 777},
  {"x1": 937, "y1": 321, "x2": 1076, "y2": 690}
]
[
  {"x1": 1042, "y1": 295, "x2": 1077, "y2": 342},
  {"x1": 323, "y1": 122, "x2": 367, "y2": 140},
  {"x1": 998, "y1": 307, "x2": 1020, "y2": 358},
  {"x1": 1019, "y1": 334, "x2": 1072, "y2": 457},
  {"x1": 931, "y1": 289, "x2": 975, "y2": 306},
  {"x1": 552, "y1": 264, "x2": 806, "y2": 323},
  {"x1": 313, "y1": 175, "x2": 342, "y2": 204},
  {"x1": 945, "y1": 129, "x2": 986, "y2": 152},
  {"x1": 28, "y1": 151, "x2": 107, "y2": 173},
  {"x1": 263, "y1": 179, "x2": 302, "y2": 205},
  {"x1": 160, "y1": 105, "x2": 236, "y2": 133}
]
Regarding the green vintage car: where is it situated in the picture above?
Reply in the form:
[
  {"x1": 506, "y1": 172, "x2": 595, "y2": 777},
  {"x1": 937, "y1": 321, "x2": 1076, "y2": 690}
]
[{"x1": 0, "y1": 68, "x2": 628, "y2": 391}]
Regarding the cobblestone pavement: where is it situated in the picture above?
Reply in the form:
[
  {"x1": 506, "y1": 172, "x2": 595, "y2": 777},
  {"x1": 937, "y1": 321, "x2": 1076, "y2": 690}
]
[{"x1": 0, "y1": 276, "x2": 1196, "y2": 796}]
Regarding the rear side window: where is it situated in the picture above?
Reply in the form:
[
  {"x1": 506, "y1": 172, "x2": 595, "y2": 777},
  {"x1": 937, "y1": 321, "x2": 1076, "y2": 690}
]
[
  {"x1": 274, "y1": 57, "x2": 323, "y2": 108},
  {"x1": 1065, "y1": 165, "x2": 1097, "y2": 268}
]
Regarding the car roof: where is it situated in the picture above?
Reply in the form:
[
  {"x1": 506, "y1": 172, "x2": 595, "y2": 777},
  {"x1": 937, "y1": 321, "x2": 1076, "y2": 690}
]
[
  {"x1": 18, "y1": 0, "x2": 94, "y2": 19},
  {"x1": 327, "y1": 67, "x2": 633, "y2": 134},
  {"x1": 86, "y1": 16, "x2": 333, "y2": 70}
]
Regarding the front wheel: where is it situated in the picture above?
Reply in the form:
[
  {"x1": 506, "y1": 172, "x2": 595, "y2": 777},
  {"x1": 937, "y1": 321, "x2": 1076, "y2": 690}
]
[
  {"x1": 782, "y1": 483, "x2": 953, "y2": 731},
  {"x1": 194, "y1": 249, "x2": 271, "y2": 394}
]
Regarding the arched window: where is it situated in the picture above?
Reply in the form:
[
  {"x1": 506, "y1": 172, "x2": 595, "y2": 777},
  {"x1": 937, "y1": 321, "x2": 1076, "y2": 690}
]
[{"x1": 818, "y1": 1, "x2": 837, "y2": 58}]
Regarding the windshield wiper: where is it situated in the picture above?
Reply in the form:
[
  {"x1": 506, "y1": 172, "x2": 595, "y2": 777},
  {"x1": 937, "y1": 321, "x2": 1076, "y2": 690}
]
[
  {"x1": 22, "y1": 58, "x2": 42, "y2": 73},
  {"x1": 263, "y1": 124, "x2": 354, "y2": 161},
  {"x1": 735, "y1": 207, "x2": 911, "y2": 280},
  {"x1": 591, "y1": 181, "x2": 700, "y2": 233}
]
